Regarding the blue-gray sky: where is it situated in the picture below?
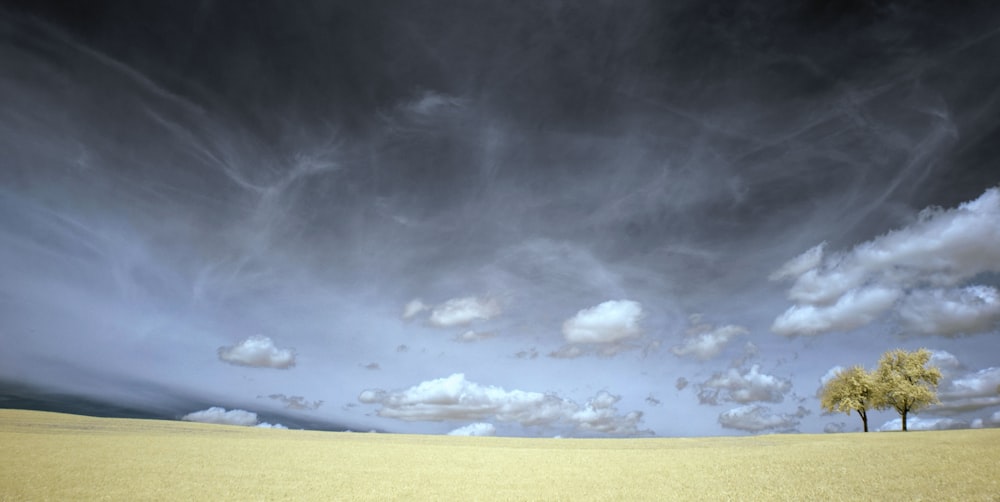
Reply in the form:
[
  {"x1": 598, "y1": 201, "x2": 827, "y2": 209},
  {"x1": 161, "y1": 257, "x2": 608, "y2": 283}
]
[{"x1": 1, "y1": 0, "x2": 999, "y2": 436}]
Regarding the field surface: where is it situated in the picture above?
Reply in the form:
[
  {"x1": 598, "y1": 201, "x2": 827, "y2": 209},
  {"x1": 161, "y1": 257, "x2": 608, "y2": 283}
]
[{"x1": 1, "y1": 409, "x2": 998, "y2": 501}]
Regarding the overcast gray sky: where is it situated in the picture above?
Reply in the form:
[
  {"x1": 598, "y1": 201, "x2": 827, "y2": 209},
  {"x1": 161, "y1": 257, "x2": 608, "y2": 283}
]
[{"x1": 1, "y1": 0, "x2": 999, "y2": 436}]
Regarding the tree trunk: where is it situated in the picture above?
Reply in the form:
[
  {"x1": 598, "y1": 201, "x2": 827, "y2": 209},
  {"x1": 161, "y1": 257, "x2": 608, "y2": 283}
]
[
  {"x1": 858, "y1": 409, "x2": 868, "y2": 432},
  {"x1": 901, "y1": 411, "x2": 907, "y2": 431}
]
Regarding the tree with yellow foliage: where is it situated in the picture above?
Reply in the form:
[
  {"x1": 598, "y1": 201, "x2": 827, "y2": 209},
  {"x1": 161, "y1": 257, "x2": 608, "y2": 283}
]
[
  {"x1": 820, "y1": 365, "x2": 877, "y2": 432},
  {"x1": 872, "y1": 348, "x2": 942, "y2": 431}
]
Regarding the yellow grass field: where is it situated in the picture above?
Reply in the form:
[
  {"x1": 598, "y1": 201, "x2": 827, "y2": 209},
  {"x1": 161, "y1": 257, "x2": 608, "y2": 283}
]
[{"x1": 1, "y1": 409, "x2": 998, "y2": 501}]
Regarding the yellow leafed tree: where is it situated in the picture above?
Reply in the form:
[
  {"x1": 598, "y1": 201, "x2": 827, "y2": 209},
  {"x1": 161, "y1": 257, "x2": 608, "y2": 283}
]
[
  {"x1": 820, "y1": 365, "x2": 877, "y2": 432},
  {"x1": 872, "y1": 348, "x2": 942, "y2": 431}
]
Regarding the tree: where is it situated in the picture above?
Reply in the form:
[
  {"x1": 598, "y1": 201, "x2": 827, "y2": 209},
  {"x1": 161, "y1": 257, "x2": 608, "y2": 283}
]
[
  {"x1": 872, "y1": 348, "x2": 942, "y2": 431},
  {"x1": 820, "y1": 365, "x2": 877, "y2": 432}
]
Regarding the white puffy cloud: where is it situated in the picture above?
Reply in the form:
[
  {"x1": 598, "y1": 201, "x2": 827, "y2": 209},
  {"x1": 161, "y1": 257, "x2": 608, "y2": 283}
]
[
  {"x1": 932, "y1": 366, "x2": 1000, "y2": 414},
  {"x1": 562, "y1": 300, "x2": 643, "y2": 344},
  {"x1": 876, "y1": 417, "x2": 970, "y2": 431},
  {"x1": 448, "y1": 423, "x2": 497, "y2": 436},
  {"x1": 671, "y1": 316, "x2": 748, "y2": 360},
  {"x1": 771, "y1": 286, "x2": 901, "y2": 336},
  {"x1": 358, "y1": 373, "x2": 649, "y2": 436},
  {"x1": 898, "y1": 286, "x2": 1000, "y2": 337},
  {"x1": 771, "y1": 187, "x2": 1000, "y2": 336},
  {"x1": 427, "y1": 296, "x2": 501, "y2": 327},
  {"x1": 218, "y1": 335, "x2": 296, "y2": 369},
  {"x1": 698, "y1": 364, "x2": 793, "y2": 405},
  {"x1": 718, "y1": 405, "x2": 807, "y2": 433},
  {"x1": 929, "y1": 350, "x2": 963, "y2": 375},
  {"x1": 256, "y1": 422, "x2": 288, "y2": 429},
  {"x1": 182, "y1": 407, "x2": 260, "y2": 427}
]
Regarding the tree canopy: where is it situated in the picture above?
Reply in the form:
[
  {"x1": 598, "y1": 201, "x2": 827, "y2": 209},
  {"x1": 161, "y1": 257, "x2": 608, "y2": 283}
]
[
  {"x1": 871, "y1": 348, "x2": 942, "y2": 432},
  {"x1": 820, "y1": 365, "x2": 876, "y2": 432}
]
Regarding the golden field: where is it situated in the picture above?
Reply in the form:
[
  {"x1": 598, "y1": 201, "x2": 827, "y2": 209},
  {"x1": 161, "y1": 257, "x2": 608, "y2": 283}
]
[{"x1": 1, "y1": 409, "x2": 998, "y2": 501}]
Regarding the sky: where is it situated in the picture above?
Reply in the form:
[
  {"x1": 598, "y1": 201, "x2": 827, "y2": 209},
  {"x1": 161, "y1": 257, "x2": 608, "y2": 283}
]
[{"x1": 1, "y1": 0, "x2": 999, "y2": 437}]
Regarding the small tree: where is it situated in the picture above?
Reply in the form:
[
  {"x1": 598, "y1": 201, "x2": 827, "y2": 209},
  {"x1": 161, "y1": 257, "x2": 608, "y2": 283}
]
[
  {"x1": 872, "y1": 348, "x2": 942, "y2": 431},
  {"x1": 820, "y1": 365, "x2": 877, "y2": 432}
]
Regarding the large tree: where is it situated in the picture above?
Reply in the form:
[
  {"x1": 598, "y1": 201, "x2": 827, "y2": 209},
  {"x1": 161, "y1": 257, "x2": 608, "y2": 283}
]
[
  {"x1": 820, "y1": 365, "x2": 877, "y2": 432},
  {"x1": 872, "y1": 348, "x2": 942, "y2": 431}
]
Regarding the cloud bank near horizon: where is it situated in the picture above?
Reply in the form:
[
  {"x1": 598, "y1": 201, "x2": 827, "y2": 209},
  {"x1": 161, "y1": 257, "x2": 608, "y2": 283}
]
[
  {"x1": 359, "y1": 373, "x2": 649, "y2": 436},
  {"x1": 181, "y1": 407, "x2": 287, "y2": 429}
]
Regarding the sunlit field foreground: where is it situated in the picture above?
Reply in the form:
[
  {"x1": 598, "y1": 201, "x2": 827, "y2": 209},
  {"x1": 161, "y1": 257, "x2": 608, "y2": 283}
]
[{"x1": 2, "y1": 410, "x2": 999, "y2": 501}]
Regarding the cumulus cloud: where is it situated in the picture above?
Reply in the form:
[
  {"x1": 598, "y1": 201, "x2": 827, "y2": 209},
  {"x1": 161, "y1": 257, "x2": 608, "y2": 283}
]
[
  {"x1": 771, "y1": 286, "x2": 901, "y2": 336},
  {"x1": 698, "y1": 364, "x2": 793, "y2": 405},
  {"x1": 718, "y1": 405, "x2": 808, "y2": 433},
  {"x1": 877, "y1": 417, "x2": 970, "y2": 431},
  {"x1": 181, "y1": 406, "x2": 284, "y2": 428},
  {"x1": 427, "y1": 296, "x2": 502, "y2": 327},
  {"x1": 549, "y1": 301, "x2": 648, "y2": 358},
  {"x1": 218, "y1": 335, "x2": 296, "y2": 369},
  {"x1": 932, "y1": 366, "x2": 1000, "y2": 414},
  {"x1": 358, "y1": 373, "x2": 649, "y2": 436},
  {"x1": 562, "y1": 300, "x2": 643, "y2": 344},
  {"x1": 256, "y1": 422, "x2": 288, "y2": 429},
  {"x1": 671, "y1": 315, "x2": 748, "y2": 360},
  {"x1": 898, "y1": 286, "x2": 1000, "y2": 337},
  {"x1": 771, "y1": 187, "x2": 1000, "y2": 336},
  {"x1": 447, "y1": 423, "x2": 497, "y2": 436},
  {"x1": 929, "y1": 350, "x2": 963, "y2": 377}
]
